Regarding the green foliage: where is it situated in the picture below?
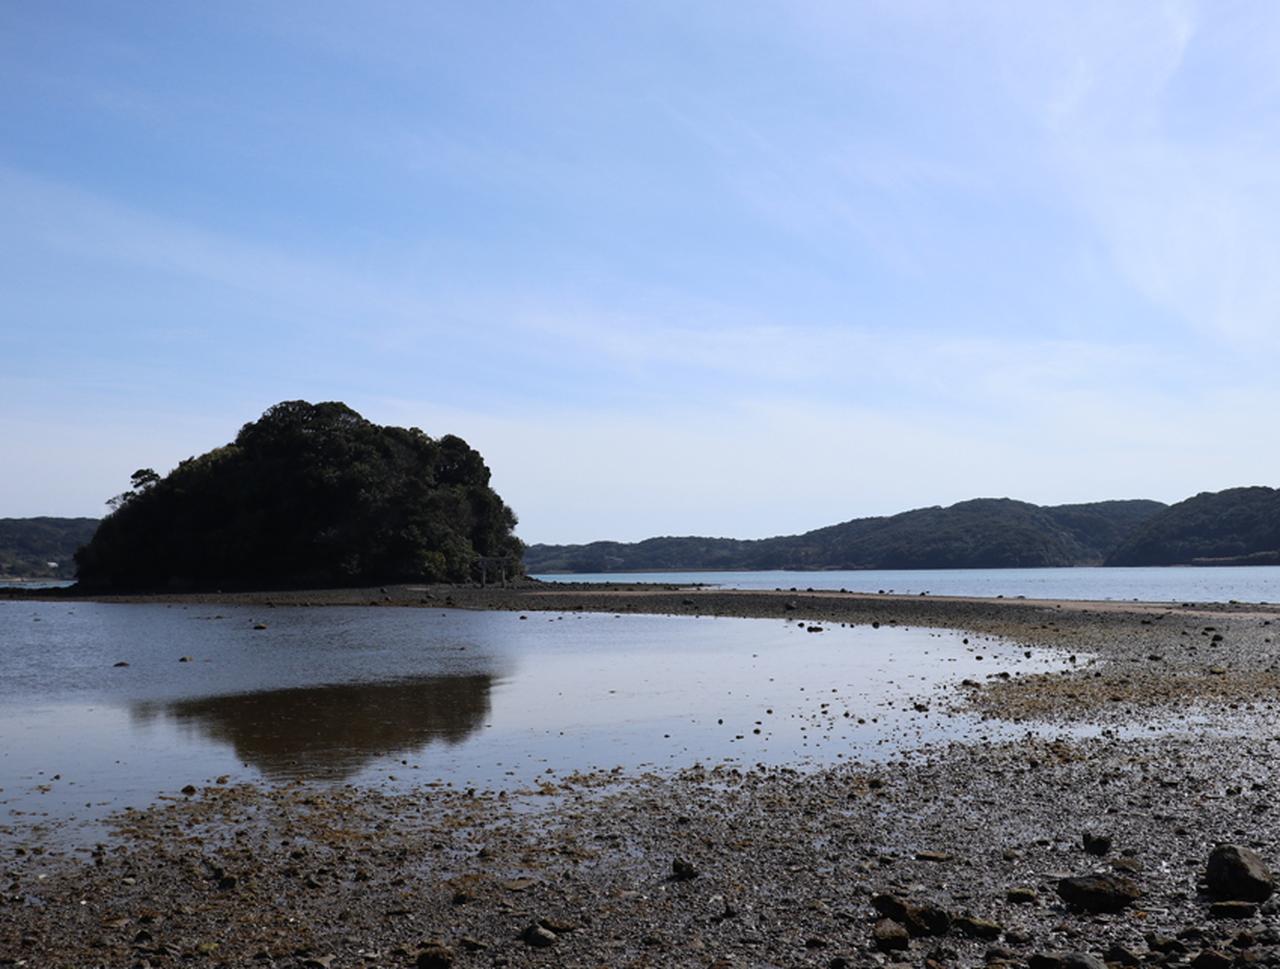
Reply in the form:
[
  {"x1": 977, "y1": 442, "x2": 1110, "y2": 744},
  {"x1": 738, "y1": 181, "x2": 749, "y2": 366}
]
[
  {"x1": 75, "y1": 401, "x2": 523, "y2": 590},
  {"x1": 525, "y1": 498, "x2": 1168, "y2": 573},
  {"x1": 1105, "y1": 486, "x2": 1280, "y2": 566},
  {"x1": 0, "y1": 517, "x2": 100, "y2": 579}
]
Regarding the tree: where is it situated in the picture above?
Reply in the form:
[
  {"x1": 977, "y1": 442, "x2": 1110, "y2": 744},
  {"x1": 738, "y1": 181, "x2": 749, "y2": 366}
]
[{"x1": 75, "y1": 402, "x2": 524, "y2": 590}]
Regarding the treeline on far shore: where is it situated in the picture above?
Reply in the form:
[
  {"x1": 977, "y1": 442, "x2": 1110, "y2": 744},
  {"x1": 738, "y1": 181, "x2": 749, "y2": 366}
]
[
  {"x1": 5, "y1": 480, "x2": 1279, "y2": 585},
  {"x1": 526, "y1": 487, "x2": 1280, "y2": 574}
]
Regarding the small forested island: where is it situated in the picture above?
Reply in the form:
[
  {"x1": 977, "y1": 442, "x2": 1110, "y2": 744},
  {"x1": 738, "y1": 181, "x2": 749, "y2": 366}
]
[{"x1": 73, "y1": 400, "x2": 523, "y2": 591}]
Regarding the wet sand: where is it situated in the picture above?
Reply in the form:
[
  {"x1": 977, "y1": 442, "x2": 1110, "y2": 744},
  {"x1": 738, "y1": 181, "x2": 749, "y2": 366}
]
[{"x1": 4, "y1": 582, "x2": 1280, "y2": 967}]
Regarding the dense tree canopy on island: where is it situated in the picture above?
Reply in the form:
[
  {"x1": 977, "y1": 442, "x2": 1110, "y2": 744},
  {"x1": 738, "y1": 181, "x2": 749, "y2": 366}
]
[{"x1": 74, "y1": 401, "x2": 523, "y2": 590}]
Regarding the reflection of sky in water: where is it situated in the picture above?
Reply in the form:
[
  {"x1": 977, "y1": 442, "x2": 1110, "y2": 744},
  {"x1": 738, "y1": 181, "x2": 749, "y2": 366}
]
[{"x1": 0, "y1": 602, "x2": 1070, "y2": 841}]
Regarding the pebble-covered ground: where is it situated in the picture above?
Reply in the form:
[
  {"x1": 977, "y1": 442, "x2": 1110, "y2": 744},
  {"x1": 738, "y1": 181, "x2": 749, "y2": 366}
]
[{"x1": 4, "y1": 582, "x2": 1280, "y2": 968}]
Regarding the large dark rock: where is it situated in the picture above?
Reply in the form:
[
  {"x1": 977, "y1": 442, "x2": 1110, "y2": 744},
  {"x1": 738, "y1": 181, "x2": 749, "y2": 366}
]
[
  {"x1": 872, "y1": 918, "x2": 910, "y2": 952},
  {"x1": 1056, "y1": 874, "x2": 1141, "y2": 913},
  {"x1": 1206, "y1": 845, "x2": 1275, "y2": 902},
  {"x1": 415, "y1": 944, "x2": 454, "y2": 969},
  {"x1": 871, "y1": 893, "x2": 951, "y2": 936},
  {"x1": 952, "y1": 914, "x2": 1002, "y2": 940}
]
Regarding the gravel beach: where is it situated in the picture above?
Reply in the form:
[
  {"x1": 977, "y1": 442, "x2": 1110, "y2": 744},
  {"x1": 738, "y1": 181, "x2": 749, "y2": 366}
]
[{"x1": 4, "y1": 582, "x2": 1280, "y2": 968}]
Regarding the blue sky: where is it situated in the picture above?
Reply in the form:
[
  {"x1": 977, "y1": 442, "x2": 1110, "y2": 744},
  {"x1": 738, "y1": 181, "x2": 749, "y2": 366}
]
[{"x1": 2, "y1": 1, "x2": 1278, "y2": 543}]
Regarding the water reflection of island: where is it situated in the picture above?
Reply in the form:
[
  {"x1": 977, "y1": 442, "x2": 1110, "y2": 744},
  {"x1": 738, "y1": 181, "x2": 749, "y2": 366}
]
[{"x1": 130, "y1": 675, "x2": 492, "y2": 781}]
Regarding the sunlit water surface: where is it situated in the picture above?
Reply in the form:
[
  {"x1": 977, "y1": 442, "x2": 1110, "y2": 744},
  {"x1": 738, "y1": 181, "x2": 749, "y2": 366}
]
[
  {"x1": 533, "y1": 565, "x2": 1280, "y2": 603},
  {"x1": 0, "y1": 601, "x2": 1065, "y2": 843}
]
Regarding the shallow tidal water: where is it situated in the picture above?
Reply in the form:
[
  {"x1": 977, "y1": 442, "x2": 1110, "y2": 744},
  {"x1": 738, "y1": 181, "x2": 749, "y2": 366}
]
[
  {"x1": 534, "y1": 565, "x2": 1280, "y2": 604},
  {"x1": 0, "y1": 600, "x2": 1067, "y2": 843}
]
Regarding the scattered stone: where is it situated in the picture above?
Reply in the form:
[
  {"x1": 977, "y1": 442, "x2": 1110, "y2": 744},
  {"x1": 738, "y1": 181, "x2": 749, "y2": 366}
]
[
  {"x1": 1146, "y1": 934, "x2": 1186, "y2": 954},
  {"x1": 872, "y1": 918, "x2": 910, "y2": 953},
  {"x1": 872, "y1": 894, "x2": 950, "y2": 937},
  {"x1": 953, "y1": 915, "x2": 1002, "y2": 940},
  {"x1": 1103, "y1": 943, "x2": 1141, "y2": 966},
  {"x1": 1028, "y1": 953, "x2": 1106, "y2": 969},
  {"x1": 672, "y1": 857, "x2": 698, "y2": 881},
  {"x1": 1190, "y1": 951, "x2": 1233, "y2": 969},
  {"x1": 1209, "y1": 900, "x2": 1258, "y2": 919},
  {"x1": 1056, "y1": 874, "x2": 1141, "y2": 913},
  {"x1": 1082, "y1": 831, "x2": 1112, "y2": 856},
  {"x1": 1206, "y1": 845, "x2": 1275, "y2": 902},
  {"x1": 415, "y1": 944, "x2": 454, "y2": 968},
  {"x1": 914, "y1": 850, "x2": 951, "y2": 862},
  {"x1": 520, "y1": 923, "x2": 557, "y2": 948}
]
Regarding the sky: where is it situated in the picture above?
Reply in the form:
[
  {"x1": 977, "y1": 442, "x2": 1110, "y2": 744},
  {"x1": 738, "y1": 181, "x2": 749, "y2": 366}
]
[{"x1": 2, "y1": 1, "x2": 1279, "y2": 544}]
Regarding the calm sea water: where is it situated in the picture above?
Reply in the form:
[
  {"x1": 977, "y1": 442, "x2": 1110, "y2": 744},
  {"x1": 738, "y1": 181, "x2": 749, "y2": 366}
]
[
  {"x1": 533, "y1": 565, "x2": 1280, "y2": 604},
  {"x1": 0, "y1": 600, "x2": 1065, "y2": 844}
]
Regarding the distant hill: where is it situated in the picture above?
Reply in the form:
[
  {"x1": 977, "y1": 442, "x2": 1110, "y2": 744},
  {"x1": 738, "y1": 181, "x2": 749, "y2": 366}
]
[
  {"x1": 526, "y1": 498, "x2": 1167, "y2": 573},
  {"x1": 74, "y1": 400, "x2": 523, "y2": 591},
  {"x1": 1105, "y1": 486, "x2": 1280, "y2": 567},
  {"x1": 0, "y1": 517, "x2": 100, "y2": 579}
]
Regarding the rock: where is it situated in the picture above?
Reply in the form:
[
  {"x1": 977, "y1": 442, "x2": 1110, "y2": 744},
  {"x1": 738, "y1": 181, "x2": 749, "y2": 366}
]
[
  {"x1": 1056, "y1": 874, "x2": 1141, "y2": 913},
  {"x1": 872, "y1": 918, "x2": 910, "y2": 952},
  {"x1": 415, "y1": 945, "x2": 454, "y2": 969},
  {"x1": 1028, "y1": 954, "x2": 1107, "y2": 969},
  {"x1": 520, "y1": 923, "x2": 557, "y2": 947},
  {"x1": 113, "y1": 661, "x2": 129, "y2": 667},
  {"x1": 178, "y1": 656, "x2": 193, "y2": 663},
  {"x1": 1082, "y1": 832, "x2": 1112, "y2": 856},
  {"x1": 953, "y1": 915, "x2": 1001, "y2": 940},
  {"x1": 1006, "y1": 887, "x2": 1038, "y2": 905},
  {"x1": 538, "y1": 916, "x2": 576, "y2": 934},
  {"x1": 1209, "y1": 900, "x2": 1258, "y2": 919},
  {"x1": 253, "y1": 623, "x2": 268, "y2": 630},
  {"x1": 671, "y1": 857, "x2": 698, "y2": 881},
  {"x1": 1146, "y1": 934, "x2": 1187, "y2": 955},
  {"x1": 872, "y1": 893, "x2": 951, "y2": 936},
  {"x1": 915, "y1": 850, "x2": 951, "y2": 862},
  {"x1": 1206, "y1": 845, "x2": 1275, "y2": 902},
  {"x1": 180, "y1": 784, "x2": 197, "y2": 796},
  {"x1": 1191, "y1": 951, "x2": 1233, "y2": 969},
  {"x1": 1103, "y1": 944, "x2": 1141, "y2": 966}
]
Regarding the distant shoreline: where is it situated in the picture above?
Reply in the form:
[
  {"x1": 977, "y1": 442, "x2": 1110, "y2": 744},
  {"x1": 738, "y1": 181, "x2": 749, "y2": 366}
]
[{"x1": 6, "y1": 577, "x2": 1274, "y2": 615}]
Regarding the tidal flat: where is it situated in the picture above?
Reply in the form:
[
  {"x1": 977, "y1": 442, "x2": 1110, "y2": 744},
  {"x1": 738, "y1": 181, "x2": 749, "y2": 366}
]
[{"x1": 3, "y1": 583, "x2": 1280, "y2": 968}]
